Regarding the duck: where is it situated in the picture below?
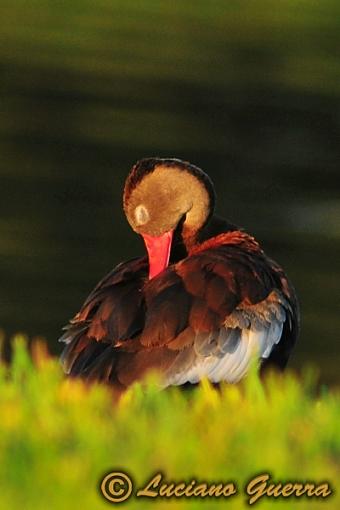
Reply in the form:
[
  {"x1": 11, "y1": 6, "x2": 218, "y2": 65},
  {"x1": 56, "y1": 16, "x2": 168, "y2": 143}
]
[{"x1": 59, "y1": 157, "x2": 299, "y2": 392}]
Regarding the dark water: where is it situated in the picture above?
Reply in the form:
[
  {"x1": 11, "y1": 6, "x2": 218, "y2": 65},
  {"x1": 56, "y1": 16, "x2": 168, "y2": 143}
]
[{"x1": 1, "y1": 1, "x2": 340, "y2": 383}]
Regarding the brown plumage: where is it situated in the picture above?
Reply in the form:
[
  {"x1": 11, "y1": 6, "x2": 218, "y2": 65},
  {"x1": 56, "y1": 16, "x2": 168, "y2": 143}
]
[{"x1": 59, "y1": 158, "x2": 299, "y2": 392}]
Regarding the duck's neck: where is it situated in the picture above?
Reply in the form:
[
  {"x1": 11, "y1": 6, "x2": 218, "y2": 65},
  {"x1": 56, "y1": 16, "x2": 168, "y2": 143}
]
[
  {"x1": 169, "y1": 214, "x2": 239, "y2": 263},
  {"x1": 197, "y1": 214, "x2": 239, "y2": 244}
]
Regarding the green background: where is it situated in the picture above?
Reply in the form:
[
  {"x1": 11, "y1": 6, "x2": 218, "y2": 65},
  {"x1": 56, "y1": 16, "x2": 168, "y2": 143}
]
[{"x1": 1, "y1": 0, "x2": 340, "y2": 382}]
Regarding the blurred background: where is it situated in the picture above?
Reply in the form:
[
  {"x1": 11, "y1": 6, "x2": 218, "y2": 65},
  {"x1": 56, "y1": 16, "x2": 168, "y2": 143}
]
[{"x1": 0, "y1": 0, "x2": 339, "y2": 383}]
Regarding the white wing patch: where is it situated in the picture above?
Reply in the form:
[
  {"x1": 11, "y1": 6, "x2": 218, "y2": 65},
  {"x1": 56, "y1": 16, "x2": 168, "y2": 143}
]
[{"x1": 164, "y1": 290, "x2": 288, "y2": 386}]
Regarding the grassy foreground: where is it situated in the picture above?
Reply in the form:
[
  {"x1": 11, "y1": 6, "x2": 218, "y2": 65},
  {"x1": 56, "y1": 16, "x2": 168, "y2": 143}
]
[{"x1": 0, "y1": 335, "x2": 339, "y2": 510}]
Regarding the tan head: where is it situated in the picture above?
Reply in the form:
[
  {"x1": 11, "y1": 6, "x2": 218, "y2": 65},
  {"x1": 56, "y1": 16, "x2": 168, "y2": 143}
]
[{"x1": 123, "y1": 158, "x2": 216, "y2": 279}]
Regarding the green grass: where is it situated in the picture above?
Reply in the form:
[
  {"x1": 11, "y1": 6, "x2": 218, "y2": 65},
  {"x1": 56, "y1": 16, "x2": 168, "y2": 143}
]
[{"x1": 0, "y1": 334, "x2": 339, "y2": 510}]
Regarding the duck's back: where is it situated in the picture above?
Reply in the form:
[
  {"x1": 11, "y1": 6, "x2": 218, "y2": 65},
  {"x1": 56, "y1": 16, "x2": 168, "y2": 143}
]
[{"x1": 59, "y1": 230, "x2": 299, "y2": 391}]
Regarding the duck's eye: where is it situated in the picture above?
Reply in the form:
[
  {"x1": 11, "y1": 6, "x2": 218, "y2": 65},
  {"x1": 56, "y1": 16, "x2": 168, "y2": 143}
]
[{"x1": 135, "y1": 205, "x2": 150, "y2": 226}]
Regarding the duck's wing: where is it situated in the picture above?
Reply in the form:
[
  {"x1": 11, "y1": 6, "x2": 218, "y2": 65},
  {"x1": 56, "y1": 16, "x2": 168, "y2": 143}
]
[
  {"x1": 59, "y1": 256, "x2": 148, "y2": 383},
  {"x1": 114, "y1": 238, "x2": 299, "y2": 388},
  {"x1": 59, "y1": 236, "x2": 298, "y2": 390}
]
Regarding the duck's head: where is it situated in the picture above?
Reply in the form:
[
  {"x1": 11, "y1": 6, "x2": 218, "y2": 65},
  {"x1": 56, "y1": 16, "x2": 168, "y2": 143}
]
[{"x1": 123, "y1": 157, "x2": 216, "y2": 279}]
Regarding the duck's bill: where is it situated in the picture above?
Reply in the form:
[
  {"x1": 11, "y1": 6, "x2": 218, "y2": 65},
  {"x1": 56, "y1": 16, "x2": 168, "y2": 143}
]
[{"x1": 142, "y1": 230, "x2": 174, "y2": 279}]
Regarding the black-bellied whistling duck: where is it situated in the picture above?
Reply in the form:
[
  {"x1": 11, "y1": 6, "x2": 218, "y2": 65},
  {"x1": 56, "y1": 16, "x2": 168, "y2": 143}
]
[{"x1": 59, "y1": 158, "x2": 299, "y2": 391}]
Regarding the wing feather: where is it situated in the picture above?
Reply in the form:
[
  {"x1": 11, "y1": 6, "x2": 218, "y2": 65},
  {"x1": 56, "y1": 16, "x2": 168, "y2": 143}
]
[{"x1": 59, "y1": 232, "x2": 299, "y2": 388}]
